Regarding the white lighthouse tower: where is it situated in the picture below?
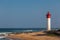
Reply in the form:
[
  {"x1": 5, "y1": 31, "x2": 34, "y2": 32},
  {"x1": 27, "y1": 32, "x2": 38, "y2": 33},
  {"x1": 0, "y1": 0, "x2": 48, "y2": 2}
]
[{"x1": 46, "y1": 12, "x2": 51, "y2": 31}]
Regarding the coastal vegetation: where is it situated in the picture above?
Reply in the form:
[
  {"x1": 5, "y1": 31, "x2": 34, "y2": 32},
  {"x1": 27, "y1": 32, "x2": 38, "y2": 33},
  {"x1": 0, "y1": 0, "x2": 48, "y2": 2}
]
[{"x1": 45, "y1": 29, "x2": 60, "y2": 36}]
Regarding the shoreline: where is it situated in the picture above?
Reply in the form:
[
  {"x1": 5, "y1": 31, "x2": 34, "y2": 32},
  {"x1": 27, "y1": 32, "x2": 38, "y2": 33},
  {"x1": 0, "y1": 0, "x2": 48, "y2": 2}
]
[{"x1": 7, "y1": 31, "x2": 60, "y2": 40}]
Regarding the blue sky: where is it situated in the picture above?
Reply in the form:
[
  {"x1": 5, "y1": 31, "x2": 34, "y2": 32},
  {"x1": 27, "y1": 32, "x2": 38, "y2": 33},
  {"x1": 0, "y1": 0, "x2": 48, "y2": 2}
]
[{"x1": 0, "y1": 0, "x2": 60, "y2": 28}]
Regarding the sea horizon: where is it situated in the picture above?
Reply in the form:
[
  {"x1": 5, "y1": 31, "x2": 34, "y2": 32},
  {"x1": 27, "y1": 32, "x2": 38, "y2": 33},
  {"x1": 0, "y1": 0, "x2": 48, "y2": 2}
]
[{"x1": 0, "y1": 28, "x2": 59, "y2": 32}]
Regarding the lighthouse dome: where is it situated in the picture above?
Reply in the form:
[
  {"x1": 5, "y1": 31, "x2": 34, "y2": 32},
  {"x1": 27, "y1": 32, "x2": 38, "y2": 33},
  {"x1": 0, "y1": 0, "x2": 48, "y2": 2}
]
[{"x1": 46, "y1": 12, "x2": 51, "y2": 18}]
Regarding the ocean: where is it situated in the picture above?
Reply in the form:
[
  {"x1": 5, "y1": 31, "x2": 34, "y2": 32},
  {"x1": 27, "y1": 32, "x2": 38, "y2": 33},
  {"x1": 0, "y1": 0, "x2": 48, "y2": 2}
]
[
  {"x1": 0, "y1": 28, "x2": 58, "y2": 32},
  {"x1": 0, "y1": 28, "x2": 46, "y2": 32}
]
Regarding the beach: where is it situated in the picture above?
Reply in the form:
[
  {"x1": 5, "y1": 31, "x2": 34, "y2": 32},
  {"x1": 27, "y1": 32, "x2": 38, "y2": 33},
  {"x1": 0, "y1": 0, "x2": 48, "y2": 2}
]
[{"x1": 7, "y1": 31, "x2": 60, "y2": 40}]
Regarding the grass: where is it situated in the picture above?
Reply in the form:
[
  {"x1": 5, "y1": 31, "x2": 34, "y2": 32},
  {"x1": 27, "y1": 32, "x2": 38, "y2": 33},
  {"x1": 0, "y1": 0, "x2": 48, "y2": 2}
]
[
  {"x1": 47, "y1": 34, "x2": 57, "y2": 36},
  {"x1": 45, "y1": 30, "x2": 60, "y2": 36}
]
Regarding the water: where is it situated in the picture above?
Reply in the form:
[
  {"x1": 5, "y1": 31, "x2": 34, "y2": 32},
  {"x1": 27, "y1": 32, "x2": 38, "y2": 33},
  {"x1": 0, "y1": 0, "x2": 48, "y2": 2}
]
[
  {"x1": 0, "y1": 38, "x2": 21, "y2": 40},
  {"x1": 0, "y1": 28, "x2": 58, "y2": 32},
  {"x1": 0, "y1": 28, "x2": 46, "y2": 32}
]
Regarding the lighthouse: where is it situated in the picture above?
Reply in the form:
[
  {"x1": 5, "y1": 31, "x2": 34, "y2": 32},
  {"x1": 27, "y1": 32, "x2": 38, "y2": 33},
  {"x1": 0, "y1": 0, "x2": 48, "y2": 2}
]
[{"x1": 46, "y1": 12, "x2": 51, "y2": 31}]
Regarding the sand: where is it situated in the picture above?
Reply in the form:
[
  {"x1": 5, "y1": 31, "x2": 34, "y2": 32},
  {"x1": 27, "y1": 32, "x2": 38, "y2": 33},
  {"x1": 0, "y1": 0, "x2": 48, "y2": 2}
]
[{"x1": 7, "y1": 31, "x2": 60, "y2": 40}]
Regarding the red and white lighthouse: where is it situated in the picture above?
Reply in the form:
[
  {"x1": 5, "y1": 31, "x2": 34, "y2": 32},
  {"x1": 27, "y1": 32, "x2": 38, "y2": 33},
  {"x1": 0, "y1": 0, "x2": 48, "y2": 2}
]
[{"x1": 46, "y1": 12, "x2": 51, "y2": 31}]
